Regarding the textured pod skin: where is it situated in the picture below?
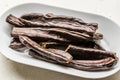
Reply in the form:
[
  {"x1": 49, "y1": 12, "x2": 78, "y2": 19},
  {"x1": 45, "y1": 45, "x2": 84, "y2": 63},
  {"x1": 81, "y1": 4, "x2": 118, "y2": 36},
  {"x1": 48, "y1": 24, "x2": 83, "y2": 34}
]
[
  {"x1": 6, "y1": 14, "x2": 97, "y2": 36},
  {"x1": 11, "y1": 27, "x2": 103, "y2": 43},
  {"x1": 29, "y1": 50, "x2": 117, "y2": 71},
  {"x1": 19, "y1": 36, "x2": 73, "y2": 64},
  {"x1": 39, "y1": 42, "x2": 115, "y2": 60},
  {"x1": 6, "y1": 13, "x2": 118, "y2": 71},
  {"x1": 68, "y1": 45, "x2": 116, "y2": 60}
]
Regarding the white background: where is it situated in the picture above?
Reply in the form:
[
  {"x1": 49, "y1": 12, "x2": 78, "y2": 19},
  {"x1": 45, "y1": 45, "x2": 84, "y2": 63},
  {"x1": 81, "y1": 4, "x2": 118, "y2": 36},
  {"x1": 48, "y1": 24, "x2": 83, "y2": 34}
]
[{"x1": 0, "y1": 0, "x2": 120, "y2": 80}]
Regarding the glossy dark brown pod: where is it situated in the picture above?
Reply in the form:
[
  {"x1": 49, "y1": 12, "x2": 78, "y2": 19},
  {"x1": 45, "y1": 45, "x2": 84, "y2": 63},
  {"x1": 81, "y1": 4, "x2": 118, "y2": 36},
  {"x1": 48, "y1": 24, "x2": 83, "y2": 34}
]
[
  {"x1": 6, "y1": 14, "x2": 25, "y2": 27},
  {"x1": 39, "y1": 42, "x2": 116, "y2": 60},
  {"x1": 68, "y1": 45, "x2": 117, "y2": 60},
  {"x1": 29, "y1": 50, "x2": 117, "y2": 71},
  {"x1": 11, "y1": 27, "x2": 103, "y2": 43},
  {"x1": 11, "y1": 27, "x2": 69, "y2": 43},
  {"x1": 11, "y1": 27, "x2": 97, "y2": 42},
  {"x1": 19, "y1": 36, "x2": 73, "y2": 64},
  {"x1": 68, "y1": 57, "x2": 117, "y2": 71},
  {"x1": 21, "y1": 13, "x2": 98, "y2": 30},
  {"x1": 6, "y1": 14, "x2": 96, "y2": 36},
  {"x1": 9, "y1": 39, "x2": 104, "y2": 51}
]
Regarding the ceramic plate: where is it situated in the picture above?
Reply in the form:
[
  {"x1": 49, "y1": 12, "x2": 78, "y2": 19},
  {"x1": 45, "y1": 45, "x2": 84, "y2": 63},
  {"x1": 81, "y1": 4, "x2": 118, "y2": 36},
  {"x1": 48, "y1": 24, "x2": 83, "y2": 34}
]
[{"x1": 0, "y1": 3, "x2": 120, "y2": 79}]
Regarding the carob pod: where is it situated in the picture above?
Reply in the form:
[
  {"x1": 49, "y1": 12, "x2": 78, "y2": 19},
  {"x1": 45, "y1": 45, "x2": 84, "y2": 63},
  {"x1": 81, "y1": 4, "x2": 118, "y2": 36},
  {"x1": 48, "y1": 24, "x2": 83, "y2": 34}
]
[
  {"x1": 19, "y1": 36, "x2": 73, "y2": 64},
  {"x1": 9, "y1": 37, "x2": 103, "y2": 51},
  {"x1": 6, "y1": 14, "x2": 97, "y2": 36},
  {"x1": 29, "y1": 49, "x2": 117, "y2": 71},
  {"x1": 11, "y1": 27, "x2": 103, "y2": 43},
  {"x1": 68, "y1": 57, "x2": 117, "y2": 71},
  {"x1": 67, "y1": 45, "x2": 117, "y2": 60},
  {"x1": 11, "y1": 27, "x2": 93, "y2": 42},
  {"x1": 40, "y1": 28, "x2": 103, "y2": 40},
  {"x1": 21, "y1": 13, "x2": 98, "y2": 30},
  {"x1": 9, "y1": 39, "x2": 104, "y2": 51},
  {"x1": 6, "y1": 14, "x2": 25, "y2": 27},
  {"x1": 11, "y1": 27, "x2": 69, "y2": 43},
  {"x1": 39, "y1": 42, "x2": 116, "y2": 60}
]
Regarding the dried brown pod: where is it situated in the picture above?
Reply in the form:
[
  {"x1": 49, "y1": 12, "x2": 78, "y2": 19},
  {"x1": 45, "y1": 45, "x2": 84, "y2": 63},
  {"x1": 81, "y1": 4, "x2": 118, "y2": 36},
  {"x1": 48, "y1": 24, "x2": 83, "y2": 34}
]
[
  {"x1": 19, "y1": 36, "x2": 73, "y2": 64},
  {"x1": 6, "y1": 14, "x2": 97, "y2": 36},
  {"x1": 29, "y1": 49, "x2": 117, "y2": 71}
]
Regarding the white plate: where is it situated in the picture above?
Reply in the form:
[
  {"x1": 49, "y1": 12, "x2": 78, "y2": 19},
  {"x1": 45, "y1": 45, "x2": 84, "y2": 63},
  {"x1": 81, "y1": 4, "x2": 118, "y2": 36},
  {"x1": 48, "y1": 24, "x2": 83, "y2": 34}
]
[{"x1": 0, "y1": 3, "x2": 120, "y2": 79}]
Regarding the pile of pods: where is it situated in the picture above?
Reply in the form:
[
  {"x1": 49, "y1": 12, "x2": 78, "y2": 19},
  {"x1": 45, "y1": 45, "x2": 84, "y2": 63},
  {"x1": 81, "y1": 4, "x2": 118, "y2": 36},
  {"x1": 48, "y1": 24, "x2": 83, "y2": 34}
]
[{"x1": 6, "y1": 13, "x2": 118, "y2": 71}]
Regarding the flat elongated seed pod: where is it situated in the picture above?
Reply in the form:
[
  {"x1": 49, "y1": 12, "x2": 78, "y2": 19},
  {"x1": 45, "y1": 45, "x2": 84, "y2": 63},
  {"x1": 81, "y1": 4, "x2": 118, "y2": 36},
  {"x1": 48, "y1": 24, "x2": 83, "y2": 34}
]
[
  {"x1": 29, "y1": 50, "x2": 117, "y2": 71},
  {"x1": 6, "y1": 14, "x2": 25, "y2": 27},
  {"x1": 19, "y1": 36, "x2": 73, "y2": 63},
  {"x1": 6, "y1": 14, "x2": 96, "y2": 36},
  {"x1": 68, "y1": 57, "x2": 117, "y2": 71},
  {"x1": 9, "y1": 40, "x2": 104, "y2": 51},
  {"x1": 11, "y1": 27, "x2": 68, "y2": 43},
  {"x1": 41, "y1": 42, "x2": 111, "y2": 60},
  {"x1": 11, "y1": 27, "x2": 97, "y2": 42},
  {"x1": 68, "y1": 45, "x2": 116, "y2": 59},
  {"x1": 11, "y1": 28, "x2": 103, "y2": 43},
  {"x1": 21, "y1": 13, "x2": 98, "y2": 30},
  {"x1": 39, "y1": 42, "x2": 116, "y2": 60}
]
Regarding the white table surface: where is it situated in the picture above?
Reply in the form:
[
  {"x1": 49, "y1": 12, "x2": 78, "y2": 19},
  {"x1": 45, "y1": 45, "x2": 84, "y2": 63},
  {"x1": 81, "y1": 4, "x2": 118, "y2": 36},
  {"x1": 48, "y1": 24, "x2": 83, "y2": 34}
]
[{"x1": 0, "y1": 0, "x2": 120, "y2": 80}]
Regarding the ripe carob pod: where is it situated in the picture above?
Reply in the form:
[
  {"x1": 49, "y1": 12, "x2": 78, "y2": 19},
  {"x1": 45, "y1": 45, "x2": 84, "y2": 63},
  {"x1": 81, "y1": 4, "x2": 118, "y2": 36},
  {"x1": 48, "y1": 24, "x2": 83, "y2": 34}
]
[
  {"x1": 6, "y1": 14, "x2": 97, "y2": 36},
  {"x1": 11, "y1": 27, "x2": 89, "y2": 42},
  {"x1": 19, "y1": 36, "x2": 73, "y2": 64},
  {"x1": 21, "y1": 13, "x2": 98, "y2": 30},
  {"x1": 68, "y1": 57, "x2": 117, "y2": 71},
  {"x1": 67, "y1": 45, "x2": 117, "y2": 60},
  {"x1": 9, "y1": 37, "x2": 103, "y2": 51},
  {"x1": 11, "y1": 27, "x2": 68, "y2": 43},
  {"x1": 6, "y1": 14, "x2": 25, "y2": 27},
  {"x1": 29, "y1": 49, "x2": 117, "y2": 71},
  {"x1": 9, "y1": 40, "x2": 104, "y2": 51},
  {"x1": 39, "y1": 42, "x2": 116, "y2": 60},
  {"x1": 11, "y1": 27, "x2": 102, "y2": 43},
  {"x1": 41, "y1": 28, "x2": 103, "y2": 40}
]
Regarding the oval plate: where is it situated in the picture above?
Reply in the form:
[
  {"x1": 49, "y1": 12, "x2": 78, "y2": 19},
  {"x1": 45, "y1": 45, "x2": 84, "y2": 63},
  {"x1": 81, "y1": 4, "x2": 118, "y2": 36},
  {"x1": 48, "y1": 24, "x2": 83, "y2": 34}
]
[{"x1": 0, "y1": 3, "x2": 120, "y2": 79}]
